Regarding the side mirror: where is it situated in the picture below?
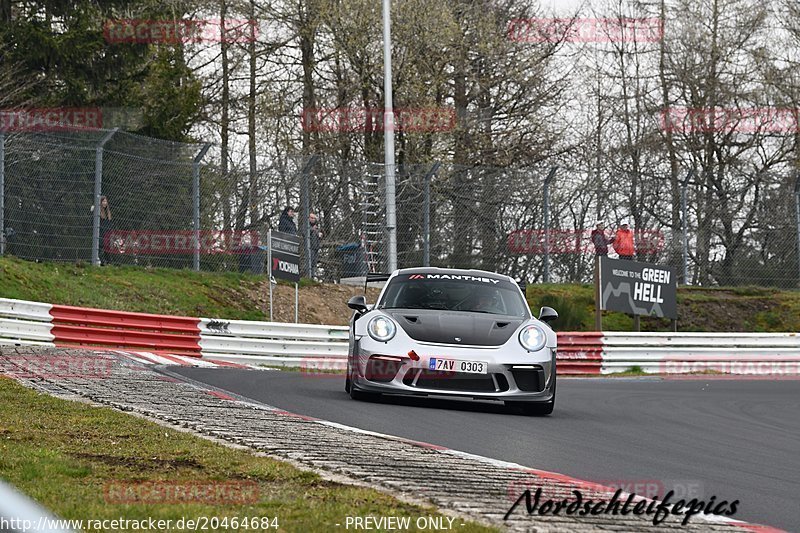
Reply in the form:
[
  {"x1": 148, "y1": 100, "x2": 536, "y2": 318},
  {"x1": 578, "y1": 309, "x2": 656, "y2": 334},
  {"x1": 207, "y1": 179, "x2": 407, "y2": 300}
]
[
  {"x1": 539, "y1": 306, "x2": 558, "y2": 323},
  {"x1": 347, "y1": 295, "x2": 369, "y2": 313}
]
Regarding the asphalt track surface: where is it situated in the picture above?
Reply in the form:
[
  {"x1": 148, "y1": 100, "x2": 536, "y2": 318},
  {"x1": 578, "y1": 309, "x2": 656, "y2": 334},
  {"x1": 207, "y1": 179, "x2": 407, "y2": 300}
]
[{"x1": 168, "y1": 367, "x2": 800, "y2": 532}]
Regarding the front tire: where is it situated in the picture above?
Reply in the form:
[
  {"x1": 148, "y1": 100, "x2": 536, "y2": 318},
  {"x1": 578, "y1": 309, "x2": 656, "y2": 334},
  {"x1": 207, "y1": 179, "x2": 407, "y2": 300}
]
[
  {"x1": 508, "y1": 373, "x2": 556, "y2": 416},
  {"x1": 349, "y1": 385, "x2": 380, "y2": 402},
  {"x1": 509, "y1": 399, "x2": 554, "y2": 416},
  {"x1": 347, "y1": 359, "x2": 380, "y2": 401}
]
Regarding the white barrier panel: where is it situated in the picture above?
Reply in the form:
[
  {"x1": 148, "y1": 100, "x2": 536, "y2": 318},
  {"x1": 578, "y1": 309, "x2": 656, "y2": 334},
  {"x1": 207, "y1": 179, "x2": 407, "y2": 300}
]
[
  {"x1": 0, "y1": 324, "x2": 55, "y2": 347},
  {"x1": 199, "y1": 317, "x2": 348, "y2": 360},
  {"x1": 601, "y1": 332, "x2": 800, "y2": 374},
  {"x1": 203, "y1": 354, "x2": 348, "y2": 368},
  {"x1": 0, "y1": 298, "x2": 53, "y2": 322},
  {"x1": 199, "y1": 318, "x2": 348, "y2": 340},
  {"x1": 0, "y1": 298, "x2": 55, "y2": 347},
  {"x1": 602, "y1": 331, "x2": 800, "y2": 347},
  {"x1": 200, "y1": 337, "x2": 348, "y2": 358}
]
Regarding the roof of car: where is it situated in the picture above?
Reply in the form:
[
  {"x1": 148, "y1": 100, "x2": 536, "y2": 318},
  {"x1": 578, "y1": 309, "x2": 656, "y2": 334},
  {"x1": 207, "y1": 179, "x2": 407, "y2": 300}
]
[{"x1": 393, "y1": 267, "x2": 514, "y2": 282}]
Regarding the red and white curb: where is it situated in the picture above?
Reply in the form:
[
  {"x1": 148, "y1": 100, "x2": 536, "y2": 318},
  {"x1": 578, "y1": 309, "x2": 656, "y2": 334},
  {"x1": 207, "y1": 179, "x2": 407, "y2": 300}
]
[{"x1": 112, "y1": 350, "x2": 251, "y2": 369}]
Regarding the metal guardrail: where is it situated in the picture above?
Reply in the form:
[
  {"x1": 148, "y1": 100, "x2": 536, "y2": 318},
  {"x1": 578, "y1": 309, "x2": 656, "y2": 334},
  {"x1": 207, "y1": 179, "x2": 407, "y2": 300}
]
[
  {"x1": 2, "y1": 296, "x2": 799, "y2": 375},
  {"x1": 601, "y1": 332, "x2": 800, "y2": 374},
  {"x1": 0, "y1": 298, "x2": 54, "y2": 347},
  {"x1": 50, "y1": 304, "x2": 201, "y2": 355},
  {"x1": 199, "y1": 317, "x2": 349, "y2": 363}
]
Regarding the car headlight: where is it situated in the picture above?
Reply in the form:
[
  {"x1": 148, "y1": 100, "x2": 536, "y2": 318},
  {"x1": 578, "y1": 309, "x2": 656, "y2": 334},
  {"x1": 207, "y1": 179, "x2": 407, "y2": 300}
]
[
  {"x1": 368, "y1": 315, "x2": 396, "y2": 342},
  {"x1": 519, "y1": 324, "x2": 546, "y2": 352}
]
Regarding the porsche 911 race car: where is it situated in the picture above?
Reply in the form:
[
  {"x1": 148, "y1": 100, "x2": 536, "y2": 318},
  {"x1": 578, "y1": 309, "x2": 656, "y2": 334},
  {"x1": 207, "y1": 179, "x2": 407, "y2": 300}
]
[{"x1": 344, "y1": 268, "x2": 558, "y2": 415}]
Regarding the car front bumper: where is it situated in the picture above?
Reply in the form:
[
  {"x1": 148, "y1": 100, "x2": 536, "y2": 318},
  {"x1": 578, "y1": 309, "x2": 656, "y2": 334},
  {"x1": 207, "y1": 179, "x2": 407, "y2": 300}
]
[{"x1": 350, "y1": 336, "x2": 556, "y2": 402}]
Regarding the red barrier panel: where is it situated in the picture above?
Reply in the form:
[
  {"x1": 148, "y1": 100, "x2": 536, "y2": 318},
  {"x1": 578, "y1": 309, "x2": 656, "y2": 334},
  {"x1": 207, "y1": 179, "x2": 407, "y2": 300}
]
[
  {"x1": 50, "y1": 304, "x2": 201, "y2": 356},
  {"x1": 556, "y1": 332, "x2": 603, "y2": 375}
]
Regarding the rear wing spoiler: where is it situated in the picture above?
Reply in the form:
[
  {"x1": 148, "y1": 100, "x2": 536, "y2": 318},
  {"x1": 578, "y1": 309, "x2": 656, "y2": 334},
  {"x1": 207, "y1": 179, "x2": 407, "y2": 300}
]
[{"x1": 364, "y1": 272, "x2": 391, "y2": 293}]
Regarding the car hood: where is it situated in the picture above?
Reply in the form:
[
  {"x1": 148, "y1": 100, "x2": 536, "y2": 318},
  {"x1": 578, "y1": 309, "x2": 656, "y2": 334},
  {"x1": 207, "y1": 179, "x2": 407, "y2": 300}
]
[{"x1": 383, "y1": 309, "x2": 525, "y2": 346}]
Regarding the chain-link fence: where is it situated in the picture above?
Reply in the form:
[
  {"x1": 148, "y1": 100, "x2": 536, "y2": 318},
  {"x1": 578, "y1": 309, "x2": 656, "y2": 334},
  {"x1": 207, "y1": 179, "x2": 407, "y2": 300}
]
[
  {"x1": 1, "y1": 129, "x2": 207, "y2": 269},
  {"x1": 1, "y1": 129, "x2": 799, "y2": 288}
]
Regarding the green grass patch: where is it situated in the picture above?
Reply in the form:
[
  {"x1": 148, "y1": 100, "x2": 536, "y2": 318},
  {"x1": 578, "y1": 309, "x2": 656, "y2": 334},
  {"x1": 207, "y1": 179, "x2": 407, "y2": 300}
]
[
  {"x1": 0, "y1": 256, "x2": 270, "y2": 320},
  {"x1": 606, "y1": 366, "x2": 649, "y2": 377},
  {"x1": 0, "y1": 377, "x2": 495, "y2": 532}
]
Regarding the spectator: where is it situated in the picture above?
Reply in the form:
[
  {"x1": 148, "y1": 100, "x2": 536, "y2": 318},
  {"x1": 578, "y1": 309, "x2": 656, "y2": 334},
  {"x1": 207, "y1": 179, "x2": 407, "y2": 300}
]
[
  {"x1": 613, "y1": 220, "x2": 635, "y2": 260},
  {"x1": 308, "y1": 212, "x2": 322, "y2": 278},
  {"x1": 98, "y1": 196, "x2": 113, "y2": 265},
  {"x1": 590, "y1": 221, "x2": 614, "y2": 256},
  {"x1": 278, "y1": 206, "x2": 297, "y2": 235}
]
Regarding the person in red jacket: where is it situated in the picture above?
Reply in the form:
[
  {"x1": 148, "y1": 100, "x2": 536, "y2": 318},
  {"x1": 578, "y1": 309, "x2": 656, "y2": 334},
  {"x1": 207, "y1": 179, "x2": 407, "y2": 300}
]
[{"x1": 613, "y1": 220, "x2": 635, "y2": 260}]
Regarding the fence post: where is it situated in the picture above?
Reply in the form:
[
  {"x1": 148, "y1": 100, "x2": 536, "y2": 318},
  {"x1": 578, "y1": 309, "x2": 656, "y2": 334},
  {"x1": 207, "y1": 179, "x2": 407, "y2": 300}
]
[
  {"x1": 542, "y1": 166, "x2": 557, "y2": 283},
  {"x1": 91, "y1": 128, "x2": 118, "y2": 266},
  {"x1": 422, "y1": 162, "x2": 440, "y2": 267},
  {"x1": 680, "y1": 169, "x2": 693, "y2": 285},
  {"x1": 300, "y1": 155, "x2": 319, "y2": 278},
  {"x1": 0, "y1": 132, "x2": 4, "y2": 256},
  {"x1": 795, "y1": 172, "x2": 800, "y2": 287},
  {"x1": 192, "y1": 143, "x2": 211, "y2": 271}
]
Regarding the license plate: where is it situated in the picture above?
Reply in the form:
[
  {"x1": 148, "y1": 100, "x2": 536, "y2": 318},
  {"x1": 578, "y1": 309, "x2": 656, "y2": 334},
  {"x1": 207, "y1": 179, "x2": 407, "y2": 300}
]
[{"x1": 428, "y1": 358, "x2": 488, "y2": 374}]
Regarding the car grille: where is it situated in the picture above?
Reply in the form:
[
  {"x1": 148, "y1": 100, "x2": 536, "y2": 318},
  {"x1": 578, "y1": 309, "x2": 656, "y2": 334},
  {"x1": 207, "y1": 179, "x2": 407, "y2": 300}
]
[{"x1": 402, "y1": 369, "x2": 509, "y2": 392}]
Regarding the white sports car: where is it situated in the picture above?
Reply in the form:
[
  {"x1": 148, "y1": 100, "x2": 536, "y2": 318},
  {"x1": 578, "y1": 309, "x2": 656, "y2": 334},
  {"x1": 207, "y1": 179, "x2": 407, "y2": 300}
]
[{"x1": 345, "y1": 267, "x2": 558, "y2": 415}]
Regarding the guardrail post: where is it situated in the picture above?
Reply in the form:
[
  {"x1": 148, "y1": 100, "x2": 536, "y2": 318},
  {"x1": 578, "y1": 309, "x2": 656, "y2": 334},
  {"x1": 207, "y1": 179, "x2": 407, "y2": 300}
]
[
  {"x1": 543, "y1": 166, "x2": 557, "y2": 283},
  {"x1": 680, "y1": 169, "x2": 693, "y2": 285},
  {"x1": 300, "y1": 155, "x2": 319, "y2": 278},
  {"x1": 0, "y1": 132, "x2": 4, "y2": 256},
  {"x1": 795, "y1": 172, "x2": 800, "y2": 287},
  {"x1": 422, "y1": 162, "x2": 440, "y2": 267},
  {"x1": 192, "y1": 143, "x2": 212, "y2": 271},
  {"x1": 91, "y1": 128, "x2": 118, "y2": 266}
]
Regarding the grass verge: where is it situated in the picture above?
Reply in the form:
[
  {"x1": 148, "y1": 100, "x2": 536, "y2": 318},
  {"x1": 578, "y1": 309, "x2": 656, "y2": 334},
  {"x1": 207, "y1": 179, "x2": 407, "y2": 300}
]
[{"x1": 0, "y1": 377, "x2": 494, "y2": 532}]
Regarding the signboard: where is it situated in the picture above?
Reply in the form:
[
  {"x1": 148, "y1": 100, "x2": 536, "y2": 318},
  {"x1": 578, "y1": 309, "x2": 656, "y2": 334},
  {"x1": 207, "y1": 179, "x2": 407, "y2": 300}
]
[
  {"x1": 599, "y1": 257, "x2": 677, "y2": 319},
  {"x1": 270, "y1": 231, "x2": 300, "y2": 283}
]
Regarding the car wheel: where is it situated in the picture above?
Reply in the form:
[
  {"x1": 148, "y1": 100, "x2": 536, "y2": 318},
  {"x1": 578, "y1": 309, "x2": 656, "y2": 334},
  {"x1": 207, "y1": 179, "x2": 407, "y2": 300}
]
[
  {"x1": 349, "y1": 386, "x2": 380, "y2": 402},
  {"x1": 508, "y1": 374, "x2": 556, "y2": 416},
  {"x1": 510, "y1": 400, "x2": 554, "y2": 416}
]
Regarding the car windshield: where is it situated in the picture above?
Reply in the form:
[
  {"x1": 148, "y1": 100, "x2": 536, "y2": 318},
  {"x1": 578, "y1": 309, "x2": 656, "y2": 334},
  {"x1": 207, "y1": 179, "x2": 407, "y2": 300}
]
[{"x1": 378, "y1": 274, "x2": 529, "y2": 317}]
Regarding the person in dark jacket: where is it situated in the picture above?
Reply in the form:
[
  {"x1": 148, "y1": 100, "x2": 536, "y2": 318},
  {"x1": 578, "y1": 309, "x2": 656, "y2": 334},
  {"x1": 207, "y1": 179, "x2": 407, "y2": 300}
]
[
  {"x1": 98, "y1": 196, "x2": 113, "y2": 265},
  {"x1": 278, "y1": 206, "x2": 297, "y2": 235},
  {"x1": 308, "y1": 212, "x2": 323, "y2": 278},
  {"x1": 591, "y1": 221, "x2": 614, "y2": 256}
]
